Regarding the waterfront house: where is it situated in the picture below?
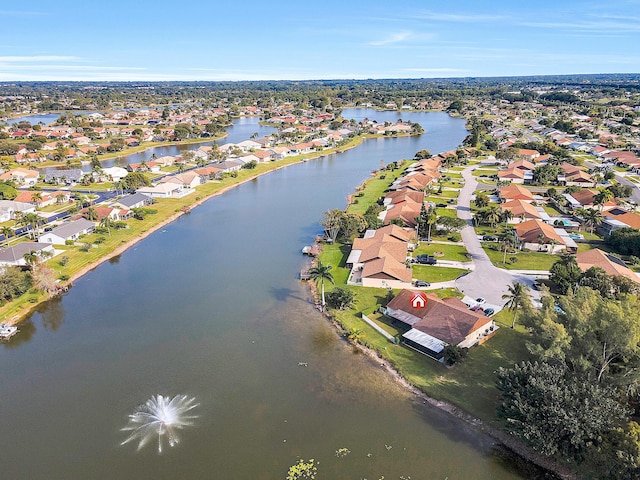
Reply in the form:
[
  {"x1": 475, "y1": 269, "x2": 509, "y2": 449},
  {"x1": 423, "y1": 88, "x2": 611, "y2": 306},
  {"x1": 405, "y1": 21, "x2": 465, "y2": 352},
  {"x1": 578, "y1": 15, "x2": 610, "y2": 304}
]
[
  {"x1": 0, "y1": 242, "x2": 55, "y2": 267},
  {"x1": 137, "y1": 183, "x2": 192, "y2": 199},
  {"x1": 115, "y1": 193, "x2": 154, "y2": 210},
  {"x1": 38, "y1": 218, "x2": 95, "y2": 245},
  {"x1": 346, "y1": 225, "x2": 414, "y2": 289},
  {"x1": 383, "y1": 289, "x2": 495, "y2": 360}
]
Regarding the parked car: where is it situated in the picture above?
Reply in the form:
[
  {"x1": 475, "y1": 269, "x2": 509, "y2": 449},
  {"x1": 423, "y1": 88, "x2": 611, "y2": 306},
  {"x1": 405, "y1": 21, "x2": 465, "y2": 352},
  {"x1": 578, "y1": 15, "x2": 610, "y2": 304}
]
[
  {"x1": 475, "y1": 297, "x2": 486, "y2": 304},
  {"x1": 415, "y1": 254, "x2": 437, "y2": 265},
  {"x1": 470, "y1": 305, "x2": 484, "y2": 312},
  {"x1": 482, "y1": 235, "x2": 498, "y2": 242},
  {"x1": 414, "y1": 280, "x2": 430, "y2": 287},
  {"x1": 483, "y1": 308, "x2": 495, "y2": 316},
  {"x1": 436, "y1": 203, "x2": 447, "y2": 207}
]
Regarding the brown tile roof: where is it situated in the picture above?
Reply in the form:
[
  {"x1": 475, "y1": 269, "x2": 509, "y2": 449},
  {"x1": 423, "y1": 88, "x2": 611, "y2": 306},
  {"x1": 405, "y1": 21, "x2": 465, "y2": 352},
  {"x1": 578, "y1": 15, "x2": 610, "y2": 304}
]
[
  {"x1": 514, "y1": 219, "x2": 565, "y2": 245},
  {"x1": 386, "y1": 289, "x2": 489, "y2": 345},
  {"x1": 499, "y1": 183, "x2": 534, "y2": 201},
  {"x1": 361, "y1": 257, "x2": 412, "y2": 282},
  {"x1": 576, "y1": 248, "x2": 640, "y2": 284},
  {"x1": 385, "y1": 189, "x2": 425, "y2": 205},
  {"x1": 383, "y1": 200, "x2": 421, "y2": 227},
  {"x1": 603, "y1": 209, "x2": 640, "y2": 229},
  {"x1": 498, "y1": 168, "x2": 525, "y2": 179},
  {"x1": 501, "y1": 199, "x2": 542, "y2": 219}
]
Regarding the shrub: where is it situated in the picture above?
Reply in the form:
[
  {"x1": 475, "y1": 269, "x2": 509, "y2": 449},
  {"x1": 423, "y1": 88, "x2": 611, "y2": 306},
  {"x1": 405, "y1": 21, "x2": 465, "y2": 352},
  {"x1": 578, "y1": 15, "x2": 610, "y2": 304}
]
[
  {"x1": 448, "y1": 232, "x2": 461, "y2": 242},
  {"x1": 443, "y1": 344, "x2": 468, "y2": 366},
  {"x1": 326, "y1": 287, "x2": 357, "y2": 310},
  {"x1": 59, "y1": 255, "x2": 69, "y2": 267},
  {"x1": 65, "y1": 240, "x2": 74, "y2": 246},
  {"x1": 59, "y1": 274, "x2": 69, "y2": 281}
]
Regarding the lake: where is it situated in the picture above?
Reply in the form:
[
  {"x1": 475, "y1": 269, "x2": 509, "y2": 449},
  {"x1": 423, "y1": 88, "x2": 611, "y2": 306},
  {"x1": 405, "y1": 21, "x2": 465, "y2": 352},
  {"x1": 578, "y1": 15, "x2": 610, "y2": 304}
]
[{"x1": 0, "y1": 109, "x2": 532, "y2": 479}]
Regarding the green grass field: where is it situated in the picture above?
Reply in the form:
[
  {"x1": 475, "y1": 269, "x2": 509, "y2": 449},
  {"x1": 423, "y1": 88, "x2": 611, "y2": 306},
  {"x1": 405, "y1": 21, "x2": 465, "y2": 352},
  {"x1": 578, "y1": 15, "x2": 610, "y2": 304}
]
[
  {"x1": 412, "y1": 265, "x2": 469, "y2": 282},
  {"x1": 483, "y1": 244, "x2": 559, "y2": 270},
  {"x1": 414, "y1": 242, "x2": 469, "y2": 261}
]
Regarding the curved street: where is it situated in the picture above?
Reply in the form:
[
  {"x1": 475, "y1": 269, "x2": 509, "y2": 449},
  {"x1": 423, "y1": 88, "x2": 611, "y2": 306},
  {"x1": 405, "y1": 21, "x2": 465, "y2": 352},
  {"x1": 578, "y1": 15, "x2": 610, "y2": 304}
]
[{"x1": 454, "y1": 166, "x2": 540, "y2": 306}]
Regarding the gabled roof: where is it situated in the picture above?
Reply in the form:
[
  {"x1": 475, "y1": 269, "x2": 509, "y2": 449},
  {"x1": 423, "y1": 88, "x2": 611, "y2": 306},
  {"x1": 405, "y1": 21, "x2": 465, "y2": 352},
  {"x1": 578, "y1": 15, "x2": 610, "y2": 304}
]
[
  {"x1": 0, "y1": 242, "x2": 53, "y2": 264},
  {"x1": 501, "y1": 199, "x2": 542, "y2": 219},
  {"x1": 116, "y1": 193, "x2": 153, "y2": 208},
  {"x1": 46, "y1": 218, "x2": 95, "y2": 239},
  {"x1": 576, "y1": 248, "x2": 640, "y2": 284},
  {"x1": 361, "y1": 256, "x2": 412, "y2": 282},
  {"x1": 514, "y1": 219, "x2": 565, "y2": 245},
  {"x1": 603, "y1": 209, "x2": 640, "y2": 229},
  {"x1": 499, "y1": 183, "x2": 534, "y2": 201},
  {"x1": 386, "y1": 289, "x2": 489, "y2": 345}
]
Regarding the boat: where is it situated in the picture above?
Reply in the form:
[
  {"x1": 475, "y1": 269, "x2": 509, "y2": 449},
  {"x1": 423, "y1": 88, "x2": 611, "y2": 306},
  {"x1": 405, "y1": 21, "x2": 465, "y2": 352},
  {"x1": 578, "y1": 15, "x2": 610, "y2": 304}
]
[{"x1": 0, "y1": 322, "x2": 18, "y2": 340}]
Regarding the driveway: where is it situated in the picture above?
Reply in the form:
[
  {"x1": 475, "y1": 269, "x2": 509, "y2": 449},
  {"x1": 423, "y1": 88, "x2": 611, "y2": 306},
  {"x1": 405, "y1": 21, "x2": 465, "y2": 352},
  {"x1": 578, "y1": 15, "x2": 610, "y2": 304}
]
[{"x1": 453, "y1": 166, "x2": 538, "y2": 306}]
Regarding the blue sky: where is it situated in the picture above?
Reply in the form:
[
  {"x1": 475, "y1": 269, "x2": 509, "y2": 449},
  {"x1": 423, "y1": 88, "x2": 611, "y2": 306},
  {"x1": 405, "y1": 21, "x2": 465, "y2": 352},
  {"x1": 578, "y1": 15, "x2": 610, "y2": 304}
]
[{"x1": 1, "y1": 0, "x2": 639, "y2": 81}]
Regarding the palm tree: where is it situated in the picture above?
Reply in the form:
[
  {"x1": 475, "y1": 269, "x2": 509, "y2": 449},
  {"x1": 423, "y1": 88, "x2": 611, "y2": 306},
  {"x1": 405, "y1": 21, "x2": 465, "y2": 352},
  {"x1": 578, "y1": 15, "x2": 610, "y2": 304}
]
[
  {"x1": 21, "y1": 212, "x2": 43, "y2": 240},
  {"x1": 502, "y1": 282, "x2": 527, "y2": 329},
  {"x1": 1, "y1": 226, "x2": 13, "y2": 241},
  {"x1": 308, "y1": 260, "x2": 334, "y2": 308},
  {"x1": 100, "y1": 216, "x2": 113, "y2": 236},
  {"x1": 85, "y1": 207, "x2": 99, "y2": 221},
  {"x1": 581, "y1": 208, "x2": 603, "y2": 234},
  {"x1": 501, "y1": 209, "x2": 513, "y2": 226},
  {"x1": 594, "y1": 188, "x2": 613, "y2": 211},
  {"x1": 498, "y1": 230, "x2": 515, "y2": 264},
  {"x1": 31, "y1": 191, "x2": 42, "y2": 209},
  {"x1": 483, "y1": 205, "x2": 502, "y2": 227},
  {"x1": 23, "y1": 250, "x2": 39, "y2": 268}
]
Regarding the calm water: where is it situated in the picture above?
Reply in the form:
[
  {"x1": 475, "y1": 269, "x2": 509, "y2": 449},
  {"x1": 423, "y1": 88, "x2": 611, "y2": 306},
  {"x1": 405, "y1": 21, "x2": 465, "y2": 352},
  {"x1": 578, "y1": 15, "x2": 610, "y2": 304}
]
[{"x1": 0, "y1": 110, "x2": 527, "y2": 479}]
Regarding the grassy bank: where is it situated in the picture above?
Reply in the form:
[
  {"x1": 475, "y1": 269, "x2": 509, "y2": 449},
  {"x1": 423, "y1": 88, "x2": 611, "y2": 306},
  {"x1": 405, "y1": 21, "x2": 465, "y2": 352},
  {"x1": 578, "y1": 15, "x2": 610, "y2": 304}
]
[{"x1": 1, "y1": 136, "x2": 366, "y2": 324}]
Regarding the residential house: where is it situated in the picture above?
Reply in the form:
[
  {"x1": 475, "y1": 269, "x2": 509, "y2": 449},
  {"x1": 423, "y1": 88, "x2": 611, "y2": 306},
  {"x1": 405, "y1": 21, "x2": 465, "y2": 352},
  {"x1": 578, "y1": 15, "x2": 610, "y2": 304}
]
[
  {"x1": 558, "y1": 163, "x2": 595, "y2": 187},
  {"x1": 0, "y1": 200, "x2": 36, "y2": 222},
  {"x1": 346, "y1": 225, "x2": 414, "y2": 289},
  {"x1": 158, "y1": 171, "x2": 201, "y2": 189},
  {"x1": 194, "y1": 166, "x2": 223, "y2": 181},
  {"x1": 500, "y1": 199, "x2": 544, "y2": 222},
  {"x1": 14, "y1": 191, "x2": 58, "y2": 208},
  {"x1": 137, "y1": 183, "x2": 192, "y2": 199},
  {"x1": 127, "y1": 161, "x2": 161, "y2": 173},
  {"x1": 514, "y1": 219, "x2": 570, "y2": 253},
  {"x1": 565, "y1": 189, "x2": 617, "y2": 211},
  {"x1": 498, "y1": 184, "x2": 535, "y2": 202},
  {"x1": 0, "y1": 242, "x2": 55, "y2": 267},
  {"x1": 0, "y1": 168, "x2": 39, "y2": 186},
  {"x1": 383, "y1": 289, "x2": 495, "y2": 360},
  {"x1": 601, "y1": 208, "x2": 640, "y2": 235},
  {"x1": 576, "y1": 249, "x2": 640, "y2": 284},
  {"x1": 44, "y1": 168, "x2": 83, "y2": 185},
  {"x1": 38, "y1": 218, "x2": 95, "y2": 245},
  {"x1": 115, "y1": 193, "x2": 154, "y2": 210}
]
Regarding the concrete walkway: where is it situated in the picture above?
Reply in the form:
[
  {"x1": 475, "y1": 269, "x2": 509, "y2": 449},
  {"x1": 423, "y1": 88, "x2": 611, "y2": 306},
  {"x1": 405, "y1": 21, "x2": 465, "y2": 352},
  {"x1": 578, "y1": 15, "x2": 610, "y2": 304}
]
[{"x1": 453, "y1": 166, "x2": 539, "y2": 306}]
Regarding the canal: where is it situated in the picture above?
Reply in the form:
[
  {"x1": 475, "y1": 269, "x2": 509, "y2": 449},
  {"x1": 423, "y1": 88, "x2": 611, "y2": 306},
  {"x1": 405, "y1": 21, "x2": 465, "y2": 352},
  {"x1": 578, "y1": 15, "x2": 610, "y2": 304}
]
[{"x1": 0, "y1": 109, "x2": 529, "y2": 479}]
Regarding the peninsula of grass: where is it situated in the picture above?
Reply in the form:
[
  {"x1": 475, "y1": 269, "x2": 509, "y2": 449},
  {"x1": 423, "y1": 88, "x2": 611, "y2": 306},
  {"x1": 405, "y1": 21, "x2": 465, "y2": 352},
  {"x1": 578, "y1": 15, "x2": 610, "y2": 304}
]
[{"x1": 346, "y1": 166, "x2": 409, "y2": 215}]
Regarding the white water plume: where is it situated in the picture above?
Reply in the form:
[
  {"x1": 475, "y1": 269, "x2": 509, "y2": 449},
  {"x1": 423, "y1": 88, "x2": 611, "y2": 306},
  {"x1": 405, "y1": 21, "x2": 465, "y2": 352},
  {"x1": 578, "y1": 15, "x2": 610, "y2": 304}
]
[{"x1": 121, "y1": 394, "x2": 199, "y2": 453}]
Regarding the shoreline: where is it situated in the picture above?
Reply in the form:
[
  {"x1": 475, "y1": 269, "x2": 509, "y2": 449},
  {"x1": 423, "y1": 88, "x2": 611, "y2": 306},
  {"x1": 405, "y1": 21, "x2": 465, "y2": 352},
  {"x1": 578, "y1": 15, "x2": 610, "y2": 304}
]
[
  {"x1": 304, "y1": 274, "x2": 575, "y2": 480},
  {"x1": 6, "y1": 137, "x2": 365, "y2": 326}
]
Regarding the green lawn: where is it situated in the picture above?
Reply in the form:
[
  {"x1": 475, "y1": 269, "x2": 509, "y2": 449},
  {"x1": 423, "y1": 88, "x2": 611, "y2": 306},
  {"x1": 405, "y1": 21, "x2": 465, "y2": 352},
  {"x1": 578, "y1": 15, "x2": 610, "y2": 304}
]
[
  {"x1": 435, "y1": 207, "x2": 458, "y2": 218},
  {"x1": 483, "y1": 244, "x2": 559, "y2": 270},
  {"x1": 414, "y1": 242, "x2": 469, "y2": 261},
  {"x1": 542, "y1": 204, "x2": 564, "y2": 216},
  {"x1": 347, "y1": 168, "x2": 408, "y2": 215},
  {"x1": 412, "y1": 265, "x2": 469, "y2": 282},
  {"x1": 331, "y1": 299, "x2": 532, "y2": 423}
]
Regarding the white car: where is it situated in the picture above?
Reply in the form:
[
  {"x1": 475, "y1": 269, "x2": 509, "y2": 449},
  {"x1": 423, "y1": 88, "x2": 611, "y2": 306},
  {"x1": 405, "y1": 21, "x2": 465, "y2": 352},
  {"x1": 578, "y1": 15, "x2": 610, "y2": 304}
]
[{"x1": 475, "y1": 297, "x2": 486, "y2": 305}]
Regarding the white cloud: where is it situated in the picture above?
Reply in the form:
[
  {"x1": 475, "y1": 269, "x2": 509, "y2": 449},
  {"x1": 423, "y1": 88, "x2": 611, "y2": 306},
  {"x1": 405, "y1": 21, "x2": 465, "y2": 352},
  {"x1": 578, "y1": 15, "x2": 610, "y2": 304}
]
[
  {"x1": 413, "y1": 11, "x2": 506, "y2": 23},
  {"x1": 0, "y1": 55, "x2": 80, "y2": 63},
  {"x1": 369, "y1": 31, "x2": 413, "y2": 46}
]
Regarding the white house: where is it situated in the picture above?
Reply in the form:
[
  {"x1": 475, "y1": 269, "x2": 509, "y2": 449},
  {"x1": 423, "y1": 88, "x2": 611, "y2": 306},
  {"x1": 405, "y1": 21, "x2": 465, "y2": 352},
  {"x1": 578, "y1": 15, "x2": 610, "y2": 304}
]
[
  {"x1": 0, "y1": 200, "x2": 36, "y2": 223},
  {"x1": 137, "y1": 183, "x2": 192, "y2": 198},
  {"x1": 38, "y1": 218, "x2": 95, "y2": 245},
  {"x1": 0, "y1": 242, "x2": 55, "y2": 267}
]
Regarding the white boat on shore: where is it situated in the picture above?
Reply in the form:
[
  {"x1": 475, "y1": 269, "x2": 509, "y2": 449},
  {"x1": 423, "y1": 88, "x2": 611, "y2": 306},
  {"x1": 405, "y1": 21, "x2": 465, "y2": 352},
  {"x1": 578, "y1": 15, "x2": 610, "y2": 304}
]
[{"x1": 0, "y1": 322, "x2": 18, "y2": 340}]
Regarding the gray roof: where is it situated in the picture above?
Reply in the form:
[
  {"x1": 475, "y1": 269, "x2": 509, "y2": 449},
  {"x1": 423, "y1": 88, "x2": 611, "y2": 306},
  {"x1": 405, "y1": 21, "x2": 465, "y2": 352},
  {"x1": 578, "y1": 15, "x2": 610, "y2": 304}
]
[
  {"x1": 117, "y1": 193, "x2": 152, "y2": 208},
  {"x1": 0, "y1": 200, "x2": 34, "y2": 213},
  {"x1": 46, "y1": 218, "x2": 94, "y2": 239},
  {"x1": 44, "y1": 168, "x2": 83, "y2": 182},
  {"x1": 0, "y1": 242, "x2": 52, "y2": 264}
]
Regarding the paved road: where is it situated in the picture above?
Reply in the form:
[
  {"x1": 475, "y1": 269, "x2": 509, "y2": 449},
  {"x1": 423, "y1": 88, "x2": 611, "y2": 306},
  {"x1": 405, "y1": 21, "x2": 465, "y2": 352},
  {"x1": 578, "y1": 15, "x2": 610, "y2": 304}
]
[{"x1": 453, "y1": 166, "x2": 539, "y2": 306}]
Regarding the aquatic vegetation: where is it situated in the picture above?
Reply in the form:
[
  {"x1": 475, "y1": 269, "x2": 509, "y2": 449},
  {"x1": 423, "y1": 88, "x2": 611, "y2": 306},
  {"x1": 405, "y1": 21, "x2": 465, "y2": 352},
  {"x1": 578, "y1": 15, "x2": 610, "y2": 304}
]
[{"x1": 121, "y1": 394, "x2": 199, "y2": 453}]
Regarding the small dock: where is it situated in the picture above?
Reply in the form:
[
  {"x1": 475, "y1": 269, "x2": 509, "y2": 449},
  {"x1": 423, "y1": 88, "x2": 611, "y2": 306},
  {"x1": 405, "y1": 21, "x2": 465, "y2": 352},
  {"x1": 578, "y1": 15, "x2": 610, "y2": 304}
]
[
  {"x1": 0, "y1": 322, "x2": 18, "y2": 341},
  {"x1": 302, "y1": 243, "x2": 322, "y2": 257},
  {"x1": 300, "y1": 268, "x2": 311, "y2": 280}
]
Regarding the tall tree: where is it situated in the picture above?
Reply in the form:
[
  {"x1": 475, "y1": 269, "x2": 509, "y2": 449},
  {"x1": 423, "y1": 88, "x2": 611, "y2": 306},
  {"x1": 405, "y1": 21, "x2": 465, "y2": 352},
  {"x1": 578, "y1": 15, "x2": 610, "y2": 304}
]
[
  {"x1": 502, "y1": 281, "x2": 528, "y2": 328},
  {"x1": 308, "y1": 260, "x2": 334, "y2": 308}
]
